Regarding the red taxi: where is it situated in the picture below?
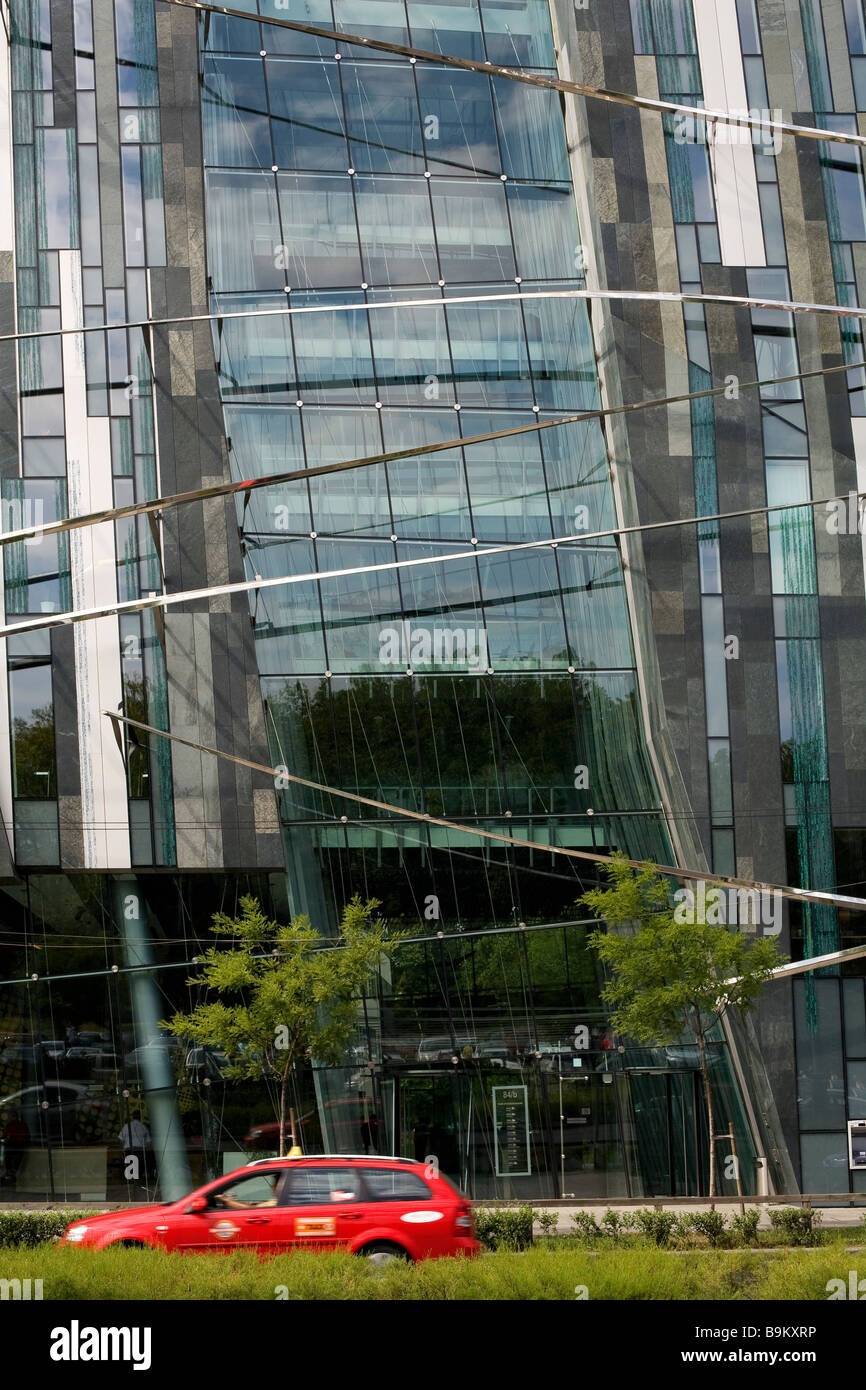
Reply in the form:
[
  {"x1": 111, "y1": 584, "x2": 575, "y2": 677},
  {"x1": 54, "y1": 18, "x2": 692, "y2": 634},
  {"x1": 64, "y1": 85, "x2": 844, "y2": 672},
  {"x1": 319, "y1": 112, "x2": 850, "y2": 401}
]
[{"x1": 60, "y1": 1155, "x2": 480, "y2": 1264}]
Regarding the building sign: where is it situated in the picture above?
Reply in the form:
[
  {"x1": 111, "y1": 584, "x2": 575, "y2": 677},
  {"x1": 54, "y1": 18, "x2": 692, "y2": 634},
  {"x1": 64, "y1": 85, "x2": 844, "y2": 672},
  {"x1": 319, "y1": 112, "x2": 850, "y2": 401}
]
[
  {"x1": 493, "y1": 1085, "x2": 531, "y2": 1177},
  {"x1": 849, "y1": 1120, "x2": 866, "y2": 1170}
]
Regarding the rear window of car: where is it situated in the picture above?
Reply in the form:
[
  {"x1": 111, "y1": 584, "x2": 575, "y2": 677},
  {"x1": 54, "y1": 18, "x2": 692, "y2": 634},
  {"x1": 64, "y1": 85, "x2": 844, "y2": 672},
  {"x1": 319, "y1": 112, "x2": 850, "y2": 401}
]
[{"x1": 362, "y1": 1169, "x2": 432, "y2": 1201}]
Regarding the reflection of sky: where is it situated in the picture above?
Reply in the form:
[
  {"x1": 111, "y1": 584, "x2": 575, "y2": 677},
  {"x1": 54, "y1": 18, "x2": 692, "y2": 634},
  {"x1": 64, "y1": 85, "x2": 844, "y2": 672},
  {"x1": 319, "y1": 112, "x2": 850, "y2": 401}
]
[{"x1": 10, "y1": 664, "x2": 52, "y2": 724}]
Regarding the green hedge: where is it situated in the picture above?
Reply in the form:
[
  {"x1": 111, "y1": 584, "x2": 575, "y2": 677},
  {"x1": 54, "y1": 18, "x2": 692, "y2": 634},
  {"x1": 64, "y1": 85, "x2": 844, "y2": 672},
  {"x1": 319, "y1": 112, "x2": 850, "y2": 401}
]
[
  {"x1": 0, "y1": 1211, "x2": 105, "y2": 1248},
  {"x1": 474, "y1": 1205, "x2": 534, "y2": 1251}
]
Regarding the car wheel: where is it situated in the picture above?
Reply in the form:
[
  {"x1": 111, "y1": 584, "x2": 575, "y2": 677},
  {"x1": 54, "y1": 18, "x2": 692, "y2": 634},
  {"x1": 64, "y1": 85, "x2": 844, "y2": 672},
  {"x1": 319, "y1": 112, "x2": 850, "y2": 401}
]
[
  {"x1": 359, "y1": 1241, "x2": 410, "y2": 1268},
  {"x1": 110, "y1": 1240, "x2": 150, "y2": 1250}
]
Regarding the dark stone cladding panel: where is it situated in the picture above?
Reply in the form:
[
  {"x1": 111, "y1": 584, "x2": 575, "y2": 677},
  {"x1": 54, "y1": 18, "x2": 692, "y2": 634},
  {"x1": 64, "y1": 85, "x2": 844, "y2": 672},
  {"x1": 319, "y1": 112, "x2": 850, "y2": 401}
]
[
  {"x1": 153, "y1": 2, "x2": 283, "y2": 872},
  {"x1": 0, "y1": 264, "x2": 16, "y2": 482},
  {"x1": 48, "y1": 0, "x2": 76, "y2": 129}
]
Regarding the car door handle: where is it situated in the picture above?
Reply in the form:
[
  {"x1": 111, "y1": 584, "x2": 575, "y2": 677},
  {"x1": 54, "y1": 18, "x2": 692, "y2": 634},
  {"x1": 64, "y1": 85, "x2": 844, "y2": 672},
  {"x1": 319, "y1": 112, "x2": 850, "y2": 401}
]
[
  {"x1": 341, "y1": 1212, "x2": 363, "y2": 1220},
  {"x1": 247, "y1": 1216, "x2": 271, "y2": 1225}
]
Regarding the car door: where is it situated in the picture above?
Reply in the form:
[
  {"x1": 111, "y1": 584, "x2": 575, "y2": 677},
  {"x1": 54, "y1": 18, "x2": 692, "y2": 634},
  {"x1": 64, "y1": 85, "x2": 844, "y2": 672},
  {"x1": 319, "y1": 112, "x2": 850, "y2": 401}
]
[
  {"x1": 171, "y1": 1171, "x2": 289, "y2": 1253},
  {"x1": 357, "y1": 1166, "x2": 444, "y2": 1255},
  {"x1": 283, "y1": 1165, "x2": 363, "y2": 1251}
]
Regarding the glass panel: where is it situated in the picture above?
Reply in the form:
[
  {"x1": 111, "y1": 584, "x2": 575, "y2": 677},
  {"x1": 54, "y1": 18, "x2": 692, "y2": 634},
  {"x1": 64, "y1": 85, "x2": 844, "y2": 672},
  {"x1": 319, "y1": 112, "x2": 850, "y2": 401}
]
[
  {"x1": 701, "y1": 595, "x2": 729, "y2": 737},
  {"x1": 431, "y1": 179, "x2": 514, "y2": 282},
  {"x1": 333, "y1": 0, "x2": 408, "y2": 55},
  {"x1": 291, "y1": 291, "x2": 376, "y2": 405},
  {"x1": 794, "y1": 979, "x2": 845, "y2": 1129},
  {"x1": 848, "y1": 1060, "x2": 866, "y2": 1118},
  {"x1": 277, "y1": 173, "x2": 362, "y2": 289},
  {"x1": 267, "y1": 57, "x2": 347, "y2": 171},
  {"x1": 482, "y1": 0, "x2": 556, "y2": 67},
  {"x1": 9, "y1": 661, "x2": 55, "y2": 797},
  {"x1": 355, "y1": 176, "x2": 438, "y2": 285},
  {"x1": 342, "y1": 62, "x2": 422, "y2": 175},
  {"x1": 205, "y1": 171, "x2": 283, "y2": 292},
  {"x1": 493, "y1": 80, "x2": 570, "y2": 182},
  {"x1": 415, "y1": 67, "x2": 500, "y2": 177},
  {"x1": 445, "y1": 293, "x2": 532, "y2": 407},
  {"x1": 368, "y1": 297, "x2": 453, "y2": 406},
  {"x1": 844, "y1": 979, "x2": 866, "y2": 1058},
  {"x1": 523, "y1": 292, "x2": 597, "y2": 411},
  {"x1": 799, "y1": 1132, "x2": 849, "y2": 1192},
  {"x1": 202, "y1": 56, "x2": 272, "y2": 169},
  {"x1": 507, "y1": 184, "x2": 582, "y2": 281},
  {"x1": 407, "y1": 0, "x2": 484, "y2": 60}
]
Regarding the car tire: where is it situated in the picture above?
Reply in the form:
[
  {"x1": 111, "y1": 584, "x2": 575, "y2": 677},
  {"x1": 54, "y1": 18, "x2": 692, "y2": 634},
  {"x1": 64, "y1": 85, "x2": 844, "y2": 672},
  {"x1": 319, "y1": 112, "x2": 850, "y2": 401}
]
[
  {"x1": 358, "y1": 1241, "x2": 410, "y2": 1268},
  {"x1": 110, "y1": 1240, "x2": 150, "y2": 1250}
]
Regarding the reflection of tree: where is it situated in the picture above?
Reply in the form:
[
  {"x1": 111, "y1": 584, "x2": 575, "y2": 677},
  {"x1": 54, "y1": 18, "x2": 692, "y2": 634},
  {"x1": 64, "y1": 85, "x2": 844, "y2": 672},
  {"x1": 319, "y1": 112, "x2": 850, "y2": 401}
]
[
  {"x1": 12, "y1": 704, "x2": 55, "y2": 797},
  {"x1": 122, "y1": 675, "x2": 151, "y2": 798},
  {"x1": 388, "y1": 923, "x2": 603, "y2": 1037}
]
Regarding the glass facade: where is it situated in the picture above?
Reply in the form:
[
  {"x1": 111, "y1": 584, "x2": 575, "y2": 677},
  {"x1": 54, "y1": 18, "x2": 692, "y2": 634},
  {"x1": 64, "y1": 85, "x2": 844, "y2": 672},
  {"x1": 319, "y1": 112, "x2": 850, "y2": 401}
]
[{"x1": 4, "y1": 0, "x2": 866, "y2": 1204}]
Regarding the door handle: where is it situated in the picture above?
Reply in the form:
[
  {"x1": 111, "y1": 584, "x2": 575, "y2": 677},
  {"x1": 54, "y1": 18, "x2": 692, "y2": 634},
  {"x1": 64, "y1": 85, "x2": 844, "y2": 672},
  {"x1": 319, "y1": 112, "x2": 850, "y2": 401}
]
[
  {"x1": 341, "y1": 1212, "x2": 362, "y2": 1220},
  {"x1": 247, "y1": 1216, "x2": 271, "y2": 1225}
]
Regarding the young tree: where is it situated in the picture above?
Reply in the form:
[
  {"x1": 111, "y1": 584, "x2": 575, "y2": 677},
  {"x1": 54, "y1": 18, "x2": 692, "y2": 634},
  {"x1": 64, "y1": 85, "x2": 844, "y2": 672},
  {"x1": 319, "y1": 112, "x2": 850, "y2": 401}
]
[
  {"x1": 581, "y1": 855, "x2": 784, "y2": 1197},
  {"x1": 163, "y1": 895, "x2": 394, "y2": 1157}
]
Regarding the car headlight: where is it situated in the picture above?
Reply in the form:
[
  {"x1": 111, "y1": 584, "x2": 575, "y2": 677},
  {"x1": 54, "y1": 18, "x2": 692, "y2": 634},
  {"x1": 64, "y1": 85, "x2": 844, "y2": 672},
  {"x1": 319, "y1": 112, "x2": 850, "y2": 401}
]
[{"x1": 66, "y1": 1225, "x2": 89, "y2": 1243}]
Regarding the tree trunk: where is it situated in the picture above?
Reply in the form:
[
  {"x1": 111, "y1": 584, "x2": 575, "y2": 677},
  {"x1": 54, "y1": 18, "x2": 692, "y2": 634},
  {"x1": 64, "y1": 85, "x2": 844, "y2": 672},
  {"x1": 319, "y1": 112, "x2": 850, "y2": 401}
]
[
  {"x1": 695, "y1": 1010, "x2": 715, "y2": 1199},
  {"x1": 279, "y1": 1065, "x2": 290, "y2": 1159}
]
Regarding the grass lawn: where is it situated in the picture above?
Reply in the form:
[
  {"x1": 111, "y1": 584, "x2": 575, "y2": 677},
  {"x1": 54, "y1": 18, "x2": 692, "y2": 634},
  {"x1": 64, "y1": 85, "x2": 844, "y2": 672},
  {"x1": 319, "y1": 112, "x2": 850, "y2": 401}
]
[{"x1": 0, "y1": 1242, "x2": 862, "y2": 1300}]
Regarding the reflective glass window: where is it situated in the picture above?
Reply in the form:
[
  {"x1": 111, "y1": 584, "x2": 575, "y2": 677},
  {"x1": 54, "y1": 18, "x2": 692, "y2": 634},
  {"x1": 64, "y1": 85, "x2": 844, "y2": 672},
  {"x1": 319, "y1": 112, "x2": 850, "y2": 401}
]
[
  {"x1": 431, "y1": 179, "x2": 514, "y2": 282},
  {"x1": 342, "y1": 63, "x2": 423, "y2": 174},
  {"x1": 333, "y1": 0, "x2": 409, "y2": 53},
  {"x1": 523, "y1": 293, "x2": 597, "y2": 411},
  {"x1": 204, "y1": 171, "x2": 283, "y2": 292},
  {"x1": 416, "y1": 68, "x2": 500, "y2": 177},
  {"x1": 259, "y1": 0, "x2": 335, "y2": 56},
  {"x1": 202, "y1": 56, "x2": 271, "y2": 168},
  {"x1": 368, "y1": 296, "x2": 453, "y2": 406},
  {"x1": 446, "y1": 293, "x2": 531, "y2": 407},
  {"x1": 407, "y1": 0, "x2": 484, "y2": 60},
  {"x1": 277, "y1": 173, "x2": 362, "y2": 289},
  {"x1": 267, "y1": 58, "x2": 347, "y2": 171},
  {"x1": 384, "y1": 409, "x2": 471, "y2": 540},
  {"x1": 9, "y1": 659, "x2": 55, "y2": 797},
  {"x1": 482, "y1": 0, "x2": 556, "y2": 67},
  {"x1": 355, "y1": 176, "x2": 438, "y2": 285},
  {"x1": 507, "y1": 184, "x2": 581, "y2": 281},
  {"x1": 291, "y1": 291, "x2": 376, "y2": 406},
  {"x1": 493, "y1": 80, "x2": 570, "y2": 182}
]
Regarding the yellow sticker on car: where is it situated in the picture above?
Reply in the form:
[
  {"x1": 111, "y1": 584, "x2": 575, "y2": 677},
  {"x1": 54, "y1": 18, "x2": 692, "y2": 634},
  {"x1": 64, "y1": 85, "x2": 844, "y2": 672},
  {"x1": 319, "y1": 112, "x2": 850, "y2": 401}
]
[{"x1": 295, "y1": 1217, "x2": 336, "y2": 1237}]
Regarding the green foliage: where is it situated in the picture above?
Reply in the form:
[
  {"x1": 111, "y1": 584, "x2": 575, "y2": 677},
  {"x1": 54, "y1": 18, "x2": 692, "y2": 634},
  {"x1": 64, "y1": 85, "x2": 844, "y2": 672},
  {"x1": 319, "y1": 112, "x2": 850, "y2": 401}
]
[
  {"x1": 730, "y1": 1208, "x2": 761, "y2": 1246},
  {"x1": 162, "y1": 895, "x2": 394, "y2": 1152},
  {"x1": 633, "y1": 1208, "x2": 678, "y2": 1247},
  {"x1": 535, "y1": 1210, "x2": 558, "y2": 1238},
  {"x1": 691, "y1": 1210, "x2": 729, "y2": 1247},
  {"x1": 581, "y1": 856, "x2": 784, "y2": 1047},
  {"x1": 1, "y1": 1242, "x2": 854, "y2": 1300},
  {"x1": 0, "y1": 1210, "x2": 105, "y2": 1248},
  {"x1": 769, "y1": 1207, "x2": 824, "y2": 1246},
  {"x1": 570, "y1": 1211, "x2": 600, "y2": 1241},
  {"x1": 473, "y1": 1205, "x2": 534, "y2": 1251},
  {"x1": 601, "y1": 1208, "x2": 628, "y2": 1238}
]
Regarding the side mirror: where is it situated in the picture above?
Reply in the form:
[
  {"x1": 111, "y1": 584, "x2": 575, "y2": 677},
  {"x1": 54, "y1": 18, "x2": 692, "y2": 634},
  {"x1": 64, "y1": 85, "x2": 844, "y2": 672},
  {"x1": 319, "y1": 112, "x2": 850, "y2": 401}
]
[{"x1": 184, "y1": 1195, "x2": 208, "y2": 1215}]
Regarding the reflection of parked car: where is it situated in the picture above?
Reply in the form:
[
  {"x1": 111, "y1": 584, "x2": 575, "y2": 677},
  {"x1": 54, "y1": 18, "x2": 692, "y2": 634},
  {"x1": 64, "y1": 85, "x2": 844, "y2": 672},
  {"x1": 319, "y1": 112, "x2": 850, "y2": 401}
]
[
  {"x1": 0, "y1": 1082, "x2": 107, "y2": 1144},
  {"x1": 417, "y1": 1036, "x2": 476, "y2": 1063},
  {"x1": 184, "y1": 1047, "x2": 228, "y2": 1082},
  {"x1": 473, "y1": 1042, "x2": 521, "y2": 1070}
]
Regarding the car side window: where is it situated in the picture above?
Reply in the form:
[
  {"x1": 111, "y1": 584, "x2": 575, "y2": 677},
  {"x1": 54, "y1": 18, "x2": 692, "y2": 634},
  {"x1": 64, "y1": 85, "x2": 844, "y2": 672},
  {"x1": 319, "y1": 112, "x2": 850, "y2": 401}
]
[
  {"x1": 286, "y1": 1167, "x2": 360, "y2": 1205},
  {"x1": 208, "y1": 1172, "x2": 284, "y2": 1208},
  {"x1": 362, "y1": 1169, "x2": 432, "y2": 1201}
]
